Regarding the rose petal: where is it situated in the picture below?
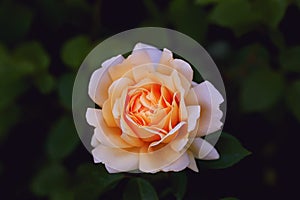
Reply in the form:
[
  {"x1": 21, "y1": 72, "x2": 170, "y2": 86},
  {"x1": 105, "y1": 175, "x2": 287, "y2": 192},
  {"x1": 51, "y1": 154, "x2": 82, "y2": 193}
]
[
  {"x1": 139, "y1": 145, "x2": 182, "y2": 173},
  {"x1": 108, "y1": 77, "x2": 134, "y2": 103},
  {"x1": 133, "y1": 43, "x2": 162, "y2": 63},
  {"x1": 190, "y1": 137, "x2": 219, "y2": 160},
  {"x1": 105, "y1": 165, "x2": 120, "y2": 173},
  {"x1": 162, "y1": 152, "x2": 190, "y2": 172},
  {"x1": 132, "y1": 63, "x2": 155, "y2": 83},
  {"x1": 91, "y1": 133, "x2": 100, "y2": 147},
  {"x1": 88, "y1": 55, "x2": 124, "y2": 107},
  {"x1": 193, "y1": 81, "x2": 224, "y2": 136},
  {"x1": 185, "y1": 87, "x2": 198, "y2": 106},
  {"x1": 102, "y1": 100, "x2": 118, "y2": 127},
  {"x1": 86, "y1": 108, "x2": 101, "y2": 127},
  {"x1": 92, "y1": 144, "x2": 139, "y2": 172},
  {"x1": 187, "y1": 150, "x2": 199, "y2": 172},
  {"x1": 187, "y1": 106, "x2": 201, "y2": 132},
  {"x1": 170, "y1": 58, "x2": 193, "y2": 83},
  {"x1": 94, "y1": 127, "x2": 131, "y2": 148},
  {"x1": 102, "y1": 54, "x2": 125, "y2": 68},
  {"x1": 149, "y1": 121, "x2": 186, "y2": 148},
  {"x1": 159, "y1": 48, "x2": 173, "y2": 65},
  {"x1": 87, "y1": 108, "x2": 131, "y2": 148}
]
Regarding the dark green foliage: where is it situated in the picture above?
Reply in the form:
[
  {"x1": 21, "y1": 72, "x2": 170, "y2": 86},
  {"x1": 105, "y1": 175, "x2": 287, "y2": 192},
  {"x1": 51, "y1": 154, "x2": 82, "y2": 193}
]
[{"x1": 198, "y1": 133, "x2": 251, "y2": 169}]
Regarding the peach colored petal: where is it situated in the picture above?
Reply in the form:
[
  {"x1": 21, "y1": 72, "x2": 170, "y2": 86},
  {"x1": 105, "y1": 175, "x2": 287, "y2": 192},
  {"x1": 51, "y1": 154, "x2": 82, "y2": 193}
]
[
  {"x1": 170, "y1": 137, "x2": 188, "y2": 152},
  {"x1": 193, "y1": 81, "x2": 224, "y2": 136},
  {"x1": 185, "y1": 87, "x2": 199, "y2": 106},
  {"x1": 149, "y1": 121, "x2": 186, "y2": 148},
  {"x1": 190, "y1": 137, "x2": 219, "y2": 160},
  {"x1": 94, "y1": 127, "x2": 131, "y2": 149},
  {"x1": 139, "y1": 145, "x2": 182, "y2": 173},
  {"x1": 93, "y1": 110, "x2": 131, "y2": 148},
  {"x1": 88, "y1": 55, "x2": 124, "y2": 107},
  {"x1": 102, "y1": 54, "x2": 125, "y2": 68},
  {"x1": 92, "y1": 144, "x2": 139, "y2": 172},
  {"x1": 86, "y1": 108, "x2": 101, "y2": 127},
  {"x1": 171, "y1": 69, "x2": 191, "y2": 98},
  {"x1": 105, "y1": 165, "x2": 120, "y2": 173},
  {"x1": 132, "y1": 63, "x2": 155, "y2": 83},
  {"x1": 86, "y1": 108, "x2": 131, "y2": 148},
  {"x1": 108, "y1": 77, "x2": 134, "y2": 103},
  {"x1": 120, "y1": 132, "x2": 145, "y2": 147},
  {"x1": 108, "y1": 59, "x2": 133, "y2": 81},
  {"x1": 187, "y1": 106, "x2": 201, "y2": 132},
  {"x1": 187, "y1": 150, "x2": 199, "y2": 172},
  {"x1": 162, "y1": 152, "x2": 190, "y2": 172},
  {"x1": 170, "y1": 58, "x2": 193, "y2": 83},
  {"x1": 102, "y1": 100, "x2": 118, "y2": 127},
  {"x1": 133, "y1": 43, "x2": 162, "y2": 63},
  {"x1": 91, "y1": 133, "x2": 100, "y2": 148},
  {"x1": 123, "y1": 115, "x2": 164, "y2": 142},
  {"x1": 159, "y1": 48, "x2": 173, "y2": 66}
]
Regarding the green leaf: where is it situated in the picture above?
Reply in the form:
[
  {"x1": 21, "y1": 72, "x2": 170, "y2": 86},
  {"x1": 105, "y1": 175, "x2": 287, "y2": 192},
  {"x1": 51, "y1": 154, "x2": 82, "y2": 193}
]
[
  {"x1": 240, "y1": 69, "x2": 284, "y2": 112},
  {"x1": 286, "y1": 80, "x2": 300, "y2": 122},
  {"x1": 31, "y1": 164, "x2": 69, "y2": 197},
  {"x1": 279, "y1": 46, "x2": 300, "y2": 73},
  {"x1": 0, "y1": 2, "x2": 33, "y2": 43},
  {"x1": 170, "y1": 172, "x2": 187, "y2": 200},
  {"x1": 61, "y1": 35, "x2": 92, "y2": 69},
  {"x1": 46, "y1": 116, "x2": 79, "y2": 160},
  {"x1": 13, "y1": 41, "x2": 50, "y2": 71},
  {"x1": 75, "y1": 163, "x2": 124, "y2": 200},
  {"x1": 123, "y1": 178, "x2": 159, "y2": 200},
  {"x1": 198, "y1": 133, "x2": 251, "y2": 169},
  {"x1": 209, "y1": 0, "x2": 258, "y2": 36},
  {"x1": 58, "y1": 73, "x2": 74, "y2": 110},
  {"x1": 252, "y1": 0, "x2": 288, "y2": 28}
]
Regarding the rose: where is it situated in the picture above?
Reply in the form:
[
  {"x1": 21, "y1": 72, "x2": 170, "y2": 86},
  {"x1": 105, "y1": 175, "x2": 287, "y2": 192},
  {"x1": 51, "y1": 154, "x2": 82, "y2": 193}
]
[{"x1": 86, "y1": 43, "x2": 224, "y2": 173}]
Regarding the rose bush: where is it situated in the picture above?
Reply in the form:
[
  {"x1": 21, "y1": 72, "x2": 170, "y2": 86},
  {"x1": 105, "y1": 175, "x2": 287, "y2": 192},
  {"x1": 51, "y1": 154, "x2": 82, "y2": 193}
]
[{"x1": 86, "y1": 43, "x2": 224, "y2": 173}]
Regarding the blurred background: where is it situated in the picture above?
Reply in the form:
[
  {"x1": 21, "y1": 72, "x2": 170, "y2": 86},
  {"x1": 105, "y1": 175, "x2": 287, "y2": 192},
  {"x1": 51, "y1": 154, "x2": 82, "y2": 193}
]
[{"x1": 0, "y1": 0, "x2": 300, "y2": 199}]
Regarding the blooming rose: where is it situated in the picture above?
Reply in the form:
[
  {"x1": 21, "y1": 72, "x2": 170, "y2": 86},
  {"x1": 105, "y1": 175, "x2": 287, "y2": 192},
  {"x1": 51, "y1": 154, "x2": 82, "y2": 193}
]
[{"x1": 86, "y1": 43, "x2": 224, "y2": 173}]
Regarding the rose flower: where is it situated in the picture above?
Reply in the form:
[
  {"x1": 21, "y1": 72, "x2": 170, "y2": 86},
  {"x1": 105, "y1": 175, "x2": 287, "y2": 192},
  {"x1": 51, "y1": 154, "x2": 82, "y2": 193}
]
[{"x1": 86, "y1": 43, "x2": 224, "y2": 173}]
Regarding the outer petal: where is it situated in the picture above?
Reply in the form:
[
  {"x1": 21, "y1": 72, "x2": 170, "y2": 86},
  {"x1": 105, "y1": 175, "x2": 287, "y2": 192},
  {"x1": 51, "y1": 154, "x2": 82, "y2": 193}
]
[
  {"x1": 139, "y1": 145, "x2": 182, "y2": 173},
  {"x1": 88, "y1": 55, "x2": 124, "y2": 107},
  {"x1": 86, "y1": 108, "x2": 101, "y2": 127},
  {"x1": 133, "y1": 43, "x2": 162, "y2": 63},
  {"x1": 87, "y1": 108, "x2": 131, "y2": 148},
  {"x1": 190, "y1": 137, "x2": 219, "y2": 160},
  {"x1": 92, "y1": 144, "x2": 139, "y2": 172},
  {"x1": 170, "y1": 58, "x2": 193, "y2": 83},
  {"x1": 187, "y1": 150, "x2": 199, "y2": 172},
  {"x1": 187, "y1": 106, "x2": 200, "y2": 132},
  {"x1": 162, "y1": 152, "x2": 190, "y2": 172},
  {"x1": 193, "y1": 81, "x2": 224, "y2": 136},
  {"x1": 105, "y1": 165, "x2": 120, "y2": 173},
  {"x1": 91, "y1": 133, "x2": 100, "y2": 147}
]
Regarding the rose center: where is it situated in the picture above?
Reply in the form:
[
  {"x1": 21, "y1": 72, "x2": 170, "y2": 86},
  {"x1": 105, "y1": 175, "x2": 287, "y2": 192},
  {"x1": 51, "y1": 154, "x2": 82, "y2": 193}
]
[{"x1": 126, "y1": 83, "x2": 175, "y2": 126}]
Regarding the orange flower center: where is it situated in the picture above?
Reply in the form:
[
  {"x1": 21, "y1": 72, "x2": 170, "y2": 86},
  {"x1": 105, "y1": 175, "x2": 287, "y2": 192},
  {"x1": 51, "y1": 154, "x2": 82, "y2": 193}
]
[{"x1": 126, "y1": 83, "x2": 179, "y2": 130}]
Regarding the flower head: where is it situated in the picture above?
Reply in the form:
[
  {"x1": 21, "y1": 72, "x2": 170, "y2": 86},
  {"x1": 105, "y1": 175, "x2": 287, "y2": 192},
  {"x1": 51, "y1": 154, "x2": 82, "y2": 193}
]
[{"x1": 86, "y1": 43, "x2": 224, "y2": 173}]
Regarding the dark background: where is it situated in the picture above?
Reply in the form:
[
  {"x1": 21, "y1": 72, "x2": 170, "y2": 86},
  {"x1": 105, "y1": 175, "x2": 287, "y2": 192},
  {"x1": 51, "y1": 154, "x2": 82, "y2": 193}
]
[{"x1": 0, "y1": 0, "x2": 300, "y2": 199}]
